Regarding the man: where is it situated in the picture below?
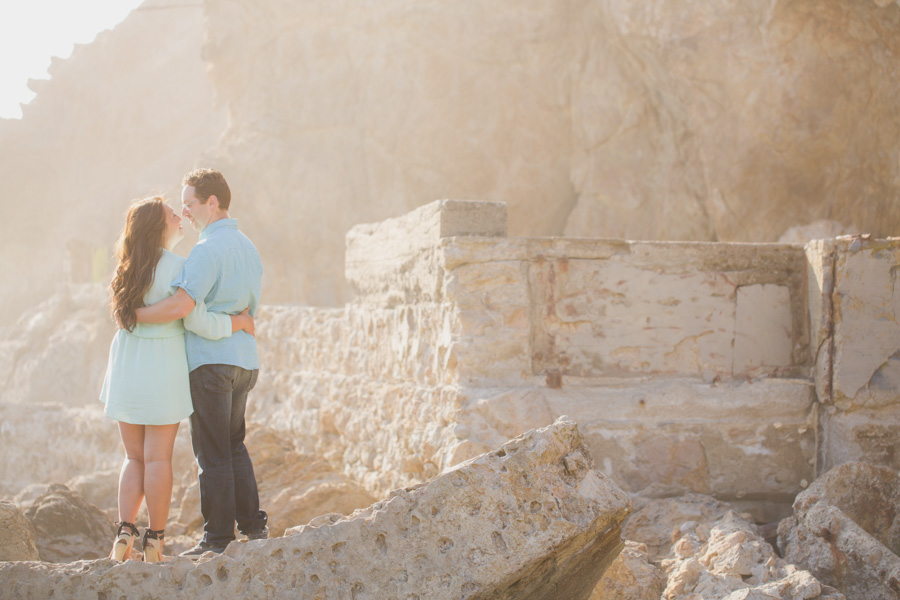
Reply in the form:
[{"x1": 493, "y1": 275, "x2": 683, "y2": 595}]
[{"x1": 136, "y1": 168, "x2": 267, "y2": 556}]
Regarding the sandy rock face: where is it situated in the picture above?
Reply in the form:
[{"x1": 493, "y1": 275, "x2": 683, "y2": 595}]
[
  {"x1": 0, "y1": 501, "x2": 39, "y2": 561},
  {"x1": 23, "y1": 484, "x2": 114, "y2": 564},
  {"x1": 0, "y1": 417, "x2": 631, "y2": 600},
  {"x1": 567, "y1": 0, "x2": 900, "y2": 245},
  {"x1": 2, "y1": 0, "x2": 899, "y2": 315},
  {"x1": 778, "y1": 462, "x2": 900, "y2": 600},
  {"x1": 197, "y1": 0, "x2": 900, "y2": 306},
  {"x1": 0, "y1": 0, "x2": 224, "y2": 327}
]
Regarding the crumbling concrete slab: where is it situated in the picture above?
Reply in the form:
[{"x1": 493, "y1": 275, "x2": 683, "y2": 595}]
[
  {"x1": 778, "y1": 462, "x2": 900, "y2": 600},
  {"x1": 0, "y1": 417, "x2": 631, "y2": 600}
]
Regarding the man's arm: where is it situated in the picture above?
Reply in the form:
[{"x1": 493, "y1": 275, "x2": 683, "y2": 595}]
[{"x1": 135, "y1": 288, "x2": 195, "y2": 323}]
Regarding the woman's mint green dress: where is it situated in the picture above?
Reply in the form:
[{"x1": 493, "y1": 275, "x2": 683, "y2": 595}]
[{"x1": 100, "y1": 249, "x2": 231, "y2": 425}]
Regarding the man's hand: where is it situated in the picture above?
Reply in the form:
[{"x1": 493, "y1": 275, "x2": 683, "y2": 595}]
[
  {"x1": 135, "y1": 288, "x2": 196, "y2": 323},
  {"x1": 230, "y1": 307, "x2": 255, "y2": 336}
]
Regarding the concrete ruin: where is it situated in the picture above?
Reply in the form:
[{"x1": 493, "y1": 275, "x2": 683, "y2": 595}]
[
  {"x1": 0, "y1": 201, "x2": 897, "y2": 597},
  {"x1": 251, "y1": 199, "x2": 900, "y2": 523},
  {"x1": 0, "y1": 418, "x2": 632, "y2": 600}
]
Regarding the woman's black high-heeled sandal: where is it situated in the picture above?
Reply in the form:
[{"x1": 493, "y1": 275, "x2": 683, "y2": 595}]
[
  {"x1": 110, "y1": 521, "x2": 139, "y2": 561},
  {"x1": 142, "y1": 528, "x2": 165, "y2": 563}
]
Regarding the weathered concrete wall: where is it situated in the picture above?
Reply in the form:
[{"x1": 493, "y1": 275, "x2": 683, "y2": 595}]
[
  {"x1": 807, "y1": 238, "x2": 900, "y2": 475},
  {"x1": 253, "y1": 200, "x2": 860, "y2": 515},
  {"x1": 251, "y1": 303, "x2": 462, "y2": 494}
]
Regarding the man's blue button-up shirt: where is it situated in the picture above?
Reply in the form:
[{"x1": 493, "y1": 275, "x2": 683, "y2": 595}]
[{"x1": 173, "y1": 218, "x2": 263, "y2": 372}]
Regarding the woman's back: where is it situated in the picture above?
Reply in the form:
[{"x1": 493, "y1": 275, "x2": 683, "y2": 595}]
[{"x1": 128, "y1": 250, "x2": 186, "y2": 339}]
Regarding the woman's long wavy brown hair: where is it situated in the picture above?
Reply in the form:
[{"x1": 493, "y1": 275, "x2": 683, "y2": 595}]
[{"x1": 109, "y1": 197, "x2": 167, "y2": 331}]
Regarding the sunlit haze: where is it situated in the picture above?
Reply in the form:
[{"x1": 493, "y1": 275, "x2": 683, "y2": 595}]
[{"x1": 0, "y1": 0, "x2": 144, "y2": 119}]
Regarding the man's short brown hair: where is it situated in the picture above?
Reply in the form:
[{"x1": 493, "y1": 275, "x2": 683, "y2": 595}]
[{"x1": 183, "y1": 168, "x2": 231, "y2": 210}]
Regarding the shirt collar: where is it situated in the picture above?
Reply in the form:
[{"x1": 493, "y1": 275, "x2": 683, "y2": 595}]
[{"x1": 199, "y1": 218, "x2": 237, "y2": 240}]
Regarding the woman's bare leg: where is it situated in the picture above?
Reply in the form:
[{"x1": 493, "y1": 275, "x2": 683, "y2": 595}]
[
  {"x1": 115, "y1": 421, "x2": 145, "y2": 559},
  {"x1": 143, "y1": 423, "x2": 180, "y2": 531},
  {"x1": 117, "y1": 422, "x2": 145, "y2": 523}
]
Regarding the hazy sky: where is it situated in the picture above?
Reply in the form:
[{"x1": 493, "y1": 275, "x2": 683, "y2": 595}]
[{"x1": 0, "y1": 0, "x2": 144, "y2": 119}]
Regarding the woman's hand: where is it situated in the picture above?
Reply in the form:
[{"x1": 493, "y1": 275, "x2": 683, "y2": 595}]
[{"x1": 230, "y1": 307, "x2": 255, "y2": 336}]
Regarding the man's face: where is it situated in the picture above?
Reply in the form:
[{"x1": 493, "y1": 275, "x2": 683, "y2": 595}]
[{"x1": 181, "y1": 185, "x2": 212, "y2": 232}]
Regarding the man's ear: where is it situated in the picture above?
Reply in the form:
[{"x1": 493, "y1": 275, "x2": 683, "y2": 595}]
[{"x1": 207, "y1": 194, "x2": 219, "y2": 210}]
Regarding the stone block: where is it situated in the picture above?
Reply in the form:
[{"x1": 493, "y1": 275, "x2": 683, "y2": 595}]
[
  {"x1": 778, "y1": 462, "x2": 900, "y2": 600},
  {"x1": 0, "y1": 418, "x2": 631, "y2": 600},
  {"x1": 521, "y1": 240, "x2": 809, "y2": 381},
  {"x1": 459, "y1": 379, "x2": 817, "y2": 504},
  {"x1": 820, "y1": 408, "x2": 900, "y2": 473},
  {"x1": 734, "y1": 284, "x2": 793, "y2": 373},
  {"x1": 538, "y1": 259, "x2": 736, "y2": 377},
  {"x1": 807, "y1": 237, "x2": 900, "y2": 472},
  {"x1": 346, "y1": 200, "x2": 507, "y2": 306},
  {"x1": 831, "y1": 241, "x2": 900, "y2": 401}
]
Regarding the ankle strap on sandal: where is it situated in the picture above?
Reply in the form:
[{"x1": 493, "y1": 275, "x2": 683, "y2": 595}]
[
  {"x1": 115, "y1": 521, "x2": 139, "y2": 537},
  {"x1": 143, "y1": 528, "x2": 165, "y2": 541}
]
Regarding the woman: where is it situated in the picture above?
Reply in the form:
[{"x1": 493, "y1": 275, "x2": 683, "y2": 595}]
[{"x1": 100, "y1": 196, "x2": 254, "y2": 562}]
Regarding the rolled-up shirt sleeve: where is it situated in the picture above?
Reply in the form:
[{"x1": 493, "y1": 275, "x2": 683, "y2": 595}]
[
  {"x1": 173, "y1": 245, "x2": 217, "y2": 304},
  {"x1": 173, "y1": 245, "x2": 228, "y2": 338}
]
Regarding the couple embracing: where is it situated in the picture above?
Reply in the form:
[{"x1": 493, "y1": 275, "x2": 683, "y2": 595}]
[{"x1": 100, "y1": 168, "x2": 267, "y2": 562}]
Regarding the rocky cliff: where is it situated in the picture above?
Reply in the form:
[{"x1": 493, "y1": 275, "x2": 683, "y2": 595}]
[
  {"x1": 203, "y1": 0, "x2": 900, "y2": 305},
  {"x1": 1, "y1": 0, "x2": 898, "y2": 315},
  {"x1": 0, "y1": 0, "x2": 223, "y2": 325}
]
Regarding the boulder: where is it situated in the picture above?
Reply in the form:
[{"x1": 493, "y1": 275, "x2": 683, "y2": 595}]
[
  {"x1": 721, "y1": 570, "x2": 845, "y2": 600},
  {"x1": 65, "y1": 469, "x2": 120, "y2": 515},
  {"x1": 23, "y1": 484, "x2": 114, "y2": 563},
  {"x1": 590, "y1": 540, "x2": 666, "y2": 600},
  {"x1": 778, "y1": 462, "x2": 900, "y2": 600},
  {"x1": 0, "y1": 501, "x2": 39, "y2": 561},
  {"x1": 0, "y1": 417, "x2": 631, "y2": 600},
  {"x1": 661, "y1": 511, "x2": 843, "y2": 600}
]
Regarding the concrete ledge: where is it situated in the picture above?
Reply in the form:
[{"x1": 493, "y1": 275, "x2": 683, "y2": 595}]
[
  {"x1": 452, "y1": 379, "x2": 817, "y2": 507},
  {"x1": 345, "y1": 200, "x2": 507, "y2": 306}
]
